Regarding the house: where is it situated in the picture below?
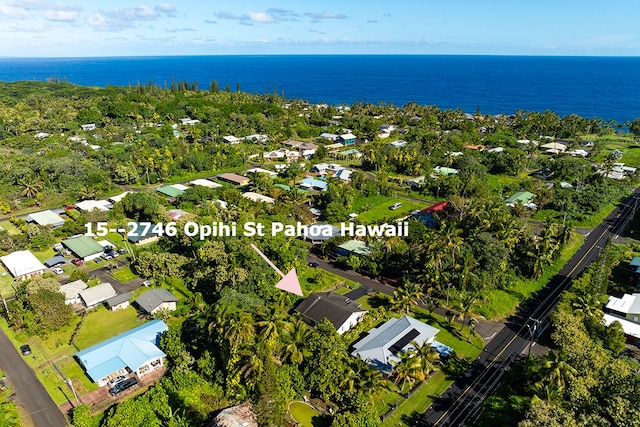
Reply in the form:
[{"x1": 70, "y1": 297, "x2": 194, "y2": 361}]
[
  {"x1": 75, "y1": 319, "x2": 168, "y2": 386},
  {"x1": 79, "y1": 283, "x2": 117, "y2": 308},
  {"x1": 244, "y1": 134, "x2": 268, "y2": 143},
  {"x1": 81, "y1": 123, "x2": 96, "y2": 131},
  {"x1": 167, "y1": 209, "x2": 189, "y2": 221},
  {"x1": 134, "y1": 288, "x2": 179, "y2": 315},
  {"x1": 413, "y1": 201, "x2": 449, "y2": 228},
  {"x1": 34, "y1": 132, "x2": 50, "y2": 139},
  {"x1": 379, "y1": 124, "x2": 396, "y2": 133},
  {"x1": 334, "y1": 169, "x2": 353, "y2": 182},
  {"x1": 335, "y1": 240, "x2": 371, "y2": 257},
  {"x1": 75, "y1": 200, "x2": 112, "y2": 212},
  {"x1": 294, "y1": 292, "x2": 367, "y2": 335},
  {"x1": 505, "y1": 191, "x2": 536, "y2": 208},
  {"x1": 433, "y1": 166, "x2": 459, "y2": 176},
  {"x1": 281, "y1": 139, "x2": 303, "y2": 149},
  {"x1": 208, "y1": 403, "x2": 257, "y2": 427},
  {"x1": 351, "y1": 315, "x2": 442, "y2": 373},
  {"x1": 304, "y1": 224, "x2": 340, "y2": 244},
  {"x1": 26, "y1": 210, "x2": 65, "y2": 228},
  {"x1": 605, "y1": 293, "x2": 640, "y2": 322},
  {"x1": 404, "y1": 176, "x2": 426, "y2": 188},
  {"x1": 319, "y1": 132, "x2": 338, "y2": 142},
  {"x1": 487, "y1": 147, "x2": 504, "y2": 153},
  {"x1": 245, "y1": 167, "x2": 278, "y2": 177},
  {"x1": 62, "y1": 236, "x2": 104, "y2": 261},
  {"x1": 189, "y1": 178, "x2": 222, "y2": 189},
  {"x1": 59, "y1": 280, "x2": 88, "y2": 305},
  {"x1": 300, "y1": 177, "x2": 328, "y2": 191},
  {"x1": 179, "y1": 118, "x2": 200, "y2": 125},
  {"x1": 310, "y1": 163, "x2": 330, "y2": 174},
  {"x1": 222, "y1": 135, "x2": 241, "y2": 144},
  {"x1": 339, "y1": 149, "x2": 362, "y2": 159},
  {"x1": 242, "y1": 192, "x2": 275, "y2": 204},
  {"x1": 0, "y1": 250, "x2": 46, "y2": 281},
  {"x1": 108, "y1": 191, "x2": 133, "y2": 203},
  {"x1": 325, "y1": 142, "x2": 344, "y2": 152},
  {"x1": 464, "y1": 144, "x2": 486, "y2": 151},
  {"x1": 387, "y1": 140, "x2": 407, "y2": 148},
  {"x1": 105, "y1": 292, "x2": 131, "y2": 311},
  {"x1": 157, "y1": 185, "x2": 186, "y2": 198},
  {"x1": 338, "y1": 133, "x2": 357, "y2": 145},
  {"x1": 216, "y1": 173, "x2": 250, "y2": 187},
  {"x1": 126, "y1": 222, "x2": 162, "y2": 246}
]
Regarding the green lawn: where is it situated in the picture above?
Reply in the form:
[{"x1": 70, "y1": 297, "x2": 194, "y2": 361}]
[
  {"x1": 297, "y1": 265, "x2": 358, "y2": 295},
  {"x1": 73, "y1": 305, "x2": 141, "y2": 350},
  {"x1": 289, "y1": 401, "x2": 330, "y2": 427},
  {"x1": 0, "y1": 220, "x2": 21, "y2": 235},
  {"x1": 110, "y1": 265, "x2": 138, "y2": 282},
  {"x1": 0, "y1": 267, "x2": 17, "y2": 297},
  {"x1": 479, "y1": 231, "x2": 584, "y2": 320},
  {"x1": 352, "y1": 194, "x2": 425, "y2": 223}
]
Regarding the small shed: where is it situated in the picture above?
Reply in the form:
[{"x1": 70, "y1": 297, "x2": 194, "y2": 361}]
[{"x1": 105, "y1": 292, "x2": 132, "y2": 311}]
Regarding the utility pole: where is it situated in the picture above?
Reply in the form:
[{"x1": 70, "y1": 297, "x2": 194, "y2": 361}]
[{"x1": 446, "y1": 282, "x2": 452, "y2": 307}]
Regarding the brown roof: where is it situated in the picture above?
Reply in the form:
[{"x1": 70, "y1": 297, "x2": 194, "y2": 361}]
[{"x1": 216, "y1": 173, "x2": 250, "y2": 186}]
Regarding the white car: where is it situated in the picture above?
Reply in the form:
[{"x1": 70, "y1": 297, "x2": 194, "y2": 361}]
[{"x1": 53, "y1": 267, "x2": 64, "y2": 275}]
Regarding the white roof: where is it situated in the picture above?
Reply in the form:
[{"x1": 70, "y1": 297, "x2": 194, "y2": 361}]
[
  {"x1": 334, "y1": 169, "x2": 352, "y2": 181},
  {"x1": 245, "y1": 167, "x2": 278, "y2": 177},
  {"x1": 75, "y1": 200, "x2": 111, "y2": 212},
  {"x1": 108, "y1": 191, "x2": 132, "y2": 203},
  {"x1": 540, "y1": 142, "x2": 567, "y2": 151},
  {"x1": 59, "y1": 280, "x2": 88, "y2": 301},
  {"x1": 79, "y1": 283, "x2": 117, "y2": 307},
  {"x1": 0, "y1": 250, "x2": 46, "y2": 278},
  {"x1": 171, "y1": 183, "x2": 189, "y2": 191},
  {"x1": 340, "y1": 133, "x2": 357, "y2": 140},
  {"x1": 603, "y1": 314, "x2": 640, "y2": 339},
  {"x1": 487, "y1": 147, "x2": 504, "y2": 153},
  {"x1": 351, "y1": 315, "x2": 440, "y2": 374},
  {"x1": 190, "y1": 178, "x2": 222, "y2": 188},
  {"x1": 606, "y1": 293, "x2": 640, "y2": 314},
  {"x1": 242, "y1": 192, "x2": 275, "y2": 204}
]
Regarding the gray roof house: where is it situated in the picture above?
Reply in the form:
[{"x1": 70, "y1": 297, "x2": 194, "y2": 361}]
[
  {"x1": 59, "y1": 280, "x2": 88, "y2": 305},
  {"x1": 351, "y1": 315, "x2": 440, "y2": 373},
  {"x1": 79, "y1": 283, "x2": 117, "y2": 308},
  {"x1": 134, "y1": 289, "x2": 179, "y2": 315},
  {"x1": 105, "y1": 292, "x2": 132, "y2": 311},
  {"x1": 294, "y1": 292, "x2": 367, "y2": 335}
]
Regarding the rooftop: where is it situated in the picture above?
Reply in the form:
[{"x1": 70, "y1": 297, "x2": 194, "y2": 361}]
[{"x1": 135, "y1": 288, "x2": 179, "y2": 314}]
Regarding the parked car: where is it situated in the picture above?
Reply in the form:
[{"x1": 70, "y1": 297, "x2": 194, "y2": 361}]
[
  {"x1": 308, "y1": 262, "x2": 320, "y2": 268},
  {"x1": 53, "y1": 267, "x2": 64, "y2": 275},
  {"x1": 101, "y1": 253, "x2": 113, "y2": 260},
  {"x1": 71, "y1": 258, "x2": 84, "y2": 266},
  {"x1": 20, "y1": 344, "x2": 31, "y2": 355},
  {"x1": 109, "y1": 377, "x2": 138, "y2": 396},
  {"x1": 94, "y1": 258, "x2": 103, "y2": 264},
  {"x1": 107, "y1": 375, "x2": 127, "y2": 388},
  {"x1": 117, "y1": 248, "x2": 126, "y2": 254},
  {"x1": 389, "y1": 202, "x2": 402, "y2": 210}
]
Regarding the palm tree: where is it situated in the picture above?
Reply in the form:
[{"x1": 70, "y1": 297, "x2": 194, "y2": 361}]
[
  {"x1": 255, "y1": 306, "x2": 290, "y2": 341},
  {"x1": 391, "y1": 350, "x2": 425, "y2": 390},
  {"x1": 410, "y1": 340, "x2": 440, "y2": 377},
  {"x1": 389, "y1": 280, "x2": 425, "y2": 314},
  {"x1": 20, "y1": 179, "x2": 44, "y2": 199},
  {"x1": 210, "y1": 306, "x2": 256, "y2": 348},
  {"x1": 280, "y1": 318, "x2": 312, "y2": 364},
  {"x1": 571, "y1": 295, "x2": 604, "y2": 319},
  {"x1": 542, "y1": 351, "x2": 578, "y2": 388},
  {"x1": 455, "y1": 290, "x2": 478, "y2": 327}
]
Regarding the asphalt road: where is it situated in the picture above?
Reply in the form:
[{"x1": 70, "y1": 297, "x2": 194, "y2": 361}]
[
  {"x1": 0, "y1": 328, "x2": 68, "y2": 426},
  {"x1": 415, "y1": 188, "x2": 640, "y2": 427}
]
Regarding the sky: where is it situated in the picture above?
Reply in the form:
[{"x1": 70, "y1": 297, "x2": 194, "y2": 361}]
[{"x1": 1, "y1": 0, "x2": 640, "y2": 57}]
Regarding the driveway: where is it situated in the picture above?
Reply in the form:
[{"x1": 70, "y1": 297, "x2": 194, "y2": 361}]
[{"x1": 0, "y1": 328, "x2": 68, "y2": 426}]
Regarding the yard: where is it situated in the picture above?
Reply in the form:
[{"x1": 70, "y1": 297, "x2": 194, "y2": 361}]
[
  {"x1": 110, "y1": 265, "x2": 139, "y2": 283},
  {"x1": 351, "y1": 194, "x2": 428, "y2": 223},
  {"x1": 289, "y1": 401, "x2": 330, "y2": 427}
]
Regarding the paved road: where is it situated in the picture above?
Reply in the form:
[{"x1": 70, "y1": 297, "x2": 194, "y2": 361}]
[
  {"x1": 0, "y1": 328, "x2": 68, "y2": 426},
  {"x1": 415, "y1": 188, "x2": 640, "y2": 427}
]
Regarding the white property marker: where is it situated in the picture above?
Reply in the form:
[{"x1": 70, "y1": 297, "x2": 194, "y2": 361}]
[{"x1": 250, "y1": 244, "x2": 304, "y2": 296}]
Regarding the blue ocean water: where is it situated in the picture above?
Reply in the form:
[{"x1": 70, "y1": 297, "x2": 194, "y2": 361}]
[{"x1": 0, "y1": 55, "x2": 638, "y2": 124}]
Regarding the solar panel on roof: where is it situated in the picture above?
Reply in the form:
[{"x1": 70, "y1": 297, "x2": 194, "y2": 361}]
[{"x1": 389, "y1": 328, "x2": 420, "y2": 355}]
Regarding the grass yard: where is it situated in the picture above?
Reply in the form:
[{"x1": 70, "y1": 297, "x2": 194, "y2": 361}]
[
  {"x1": 0, "y1": 220, "x2": 21, "y2": 235},
  {"x1": 352, "y1": 194, "x2": 426, "y2": 223},
  {"x1": 73, "y1": 305, "x2": 141, "y2": 350},
  {"x1": 298, "y1": 265, "x2": 358, "y2": 295},
  {"x1": 289, "y1": 401, "x2": 330, "y2": 427},
  {"x1": 110, "y1": 265, "x2": 138, "y2": 282},
  {"x1": 0, "y1": 267, "x2": 17, "y2": 297},
  {"x1": 478, "y1": 231, "x2": 584, "y2": 320}
]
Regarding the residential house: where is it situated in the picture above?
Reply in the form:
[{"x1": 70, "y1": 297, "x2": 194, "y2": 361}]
[
  {"x1": 244, "y1": 134, "x2": 268, "y2": 143},
  {"x1": 604, "y1": 293, "x2": 640, "y2": 344},
  {"x1": 108, "y1": 191, "x2": 133, "y2": 203},
  {"x1": 59, "y1": 280, "x2": 88, "y2": 305},
  {"x1": 34, "y1": 132, "x2": 50, "y2": 139},
  {"x1": 379, "y1": 124, "x2": 396, "y2": 133},
  {"x1": 304, "y1": 224, "x2": 340, "y2": 244},
  {"x1": 208, "y1": 403, "x2": 257, "y2": 427},
  {"x1": 134, "y1": 288, "x2": 179, "y2": 315},
  {"x1": 433, "y1": 166, "x2": 459, "y2": 176},
  {"x1": 127, "y1": 222, "x2": 163, "y2": 246},
  {"x1": 75, "y1": 319, "x2": 168, "y2": 387},
  {"x1": 75, "y1": 200, "x2": 112, "y2": 212},
  {"x1": 299, "y1": 142, "x2": 318, "y2": 158},
  {"x1": 319, "y1": 132, "x2": 338, "y2": 142},
  {"x1": 325, "y1": 143, "x2": 344, "y2": 153},
  {"x1": 505, "y1": 191, "x2": 536, "y2": 208},
  {"x1": 167, "y1": 209, "x2": 190, "y2": 221},
  {"x1": 464, "y1": 144, "x2": 486, "y2": 151},
  {"x1": 351, "y1": 315, "x2": 443, "y2": 373},
  {"x1": 105, "y1": 292, "x2": 131, "y2": 311},
  {"x1": 81, "y1": 123, "x2": 96, "y2": 131},
  {"x1": 339, "y1": 149, "x2": 362, "y2": 159},
  {"x1": 300, "y1": 177, "x2": 328, "y2": 191},
  {"x1": 310, "y1": 163, "x2": 330, "y2": 174},
  {"x1": 26, "y1": 210, "x2": 65, "y2": 228},
  {"x1": 242, "y1": 192, "x2": 275, "y2": 204},
  {"x1": 263, "y1": 150, "x2": 286, "y2": 160},
  {"x1": 0, "y1": 250, "x2": 46, "y2": 281},
  {"x1": 179, "y1": 118, "x2": 200, "y2": 125},
  {"x1": 282, "y1": 139, "x2": 304, "y2": 149},
  {"x1": 334, "y1": 169, "x2": 353, "y2": 182},
  {"x1": 245, "y1": 167, "x2": 278, "y2": 177},
  {"x1": 62, "y1": 236, "x2": 104, "y2": 261},
  {"x1": 338, "y1": 133, "x2": 357, "y2": 146},
  {"x1": 335, "y1": 240, "x2": 371, "y2": 257},
  {"x1": 222, "y1": 135, "x2": 241, "y2": 144},
  {"x1": 404, "y1": 176, "x2": 426, "y2": 188},
  {"x1": 294, "y1": 292, "x2": 367, "y2": 335},
  {"x1": 189, "y1": 178, "x2": 223, "y2": 189},
  {"x1": 157, "y1": 184, "x2": 187, "y2": 198},
  {"x1": 387, "y1": 140, "x2": 407, "y2": 148},
  {"x1": 413, "y1": 201, "x2": 449, "y2": 228},
  {"x1": 216, "y1": 173, "x2": 250, "y2": 187},
  {"x1": 43, "y1": 255, "x2": 67, "y2": 268},
  {"x1": 79, "y1": 283, "x2": 117, "y2": 308}
]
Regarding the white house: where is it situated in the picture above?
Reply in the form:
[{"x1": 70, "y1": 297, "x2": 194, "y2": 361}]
[
  {"x1": 222, "y1": 135, "x2": 241, "y2": 144},
  {"x1": 134, "y1": 289, "x2": 179, "y2": 315},
  {"x1": 334, "y1": 169, "x2": 353, "y2": 182},
  {"x1": 351, "y1": 315, "x2": 440, "y2": 373},
  {"x1": 79, "y1": 283, "x2": 117, "y2": 308},
  {"x1": 59, "y1": 280, "x2": 89, "y2": 305},
  {"x1": 242, "y1": 192, "x2": 275, "y2": 204},
  {"x1": 0, "y1": 250, "x2": 46, "y2": 281}
]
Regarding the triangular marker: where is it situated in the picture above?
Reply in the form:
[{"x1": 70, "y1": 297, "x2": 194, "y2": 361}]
[{"x1": 275, "y1": 268, "x2": 303, "y2": 296}]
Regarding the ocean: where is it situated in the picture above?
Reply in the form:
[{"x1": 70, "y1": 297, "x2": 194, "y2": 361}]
[{"x1": 0, "y1": 55, "x2": 638, "y2": 124}]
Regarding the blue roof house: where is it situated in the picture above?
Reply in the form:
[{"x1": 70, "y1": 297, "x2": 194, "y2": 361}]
[
  {"x1": 300, "y1": 177, "x2": 328, "y2": 191},
  {"x1": 75, "y1": 319, "x2": 168, "y2": 387}
]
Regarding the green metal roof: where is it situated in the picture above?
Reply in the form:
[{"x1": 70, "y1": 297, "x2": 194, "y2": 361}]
[
  {"x1": 274, "y1": 183, "x2": 291, "y2": 191},
  {"x1": 157, "y1": 185, "x2": 184, "y2": 198},
  {"x1": 28, "y1": 210, "x2": 65, "y2": 226},
  {"x1": 433, "y1": 166, "x2": 459, "y2": 175},
  {"x1": 337, "y1": 240, "x2": 371, "y2": 256},
  {"x1": 505, "y1": 191, "x2": 535, "y2": 204},
  {"x1": 62, "y1": 236, "x2": 104, "y2": 258}
]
